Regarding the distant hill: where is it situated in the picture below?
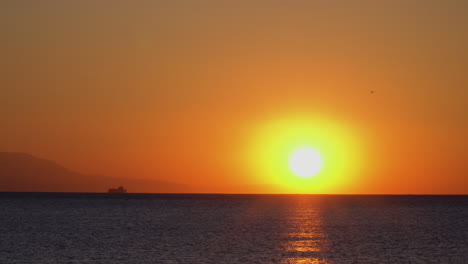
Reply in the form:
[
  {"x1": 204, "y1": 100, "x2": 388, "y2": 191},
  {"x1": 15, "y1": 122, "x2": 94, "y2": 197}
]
[{"x1": 0, "y1": 152, "x2": 189, "y2": 193}]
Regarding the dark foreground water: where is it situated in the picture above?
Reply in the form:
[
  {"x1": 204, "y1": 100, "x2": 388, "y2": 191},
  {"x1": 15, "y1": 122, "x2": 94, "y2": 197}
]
[{"x1": 1, "y1": 194, "x2": 468, "y2": 264}]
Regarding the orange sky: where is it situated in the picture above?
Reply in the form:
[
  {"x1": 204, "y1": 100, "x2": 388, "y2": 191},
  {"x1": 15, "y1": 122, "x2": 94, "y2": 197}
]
[{"x1": 1, "y1": 0, "x2": 467, "y2": 193}]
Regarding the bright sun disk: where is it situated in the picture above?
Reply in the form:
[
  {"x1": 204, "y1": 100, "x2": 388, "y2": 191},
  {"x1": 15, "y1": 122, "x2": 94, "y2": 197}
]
[{"x1": 289, "y1": 147, "x2": 323, "y2": 178}]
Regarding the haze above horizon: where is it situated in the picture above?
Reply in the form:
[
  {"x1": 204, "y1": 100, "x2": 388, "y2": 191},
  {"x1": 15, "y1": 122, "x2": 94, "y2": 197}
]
[{"x1": 1, "y1": 1, "x2": 467, "y2": 194}]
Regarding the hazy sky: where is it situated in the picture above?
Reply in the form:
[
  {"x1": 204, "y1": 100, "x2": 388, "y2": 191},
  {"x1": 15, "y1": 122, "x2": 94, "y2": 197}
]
[{"x1": 1, "y1": 0, "x2": 467, "y2": 193}]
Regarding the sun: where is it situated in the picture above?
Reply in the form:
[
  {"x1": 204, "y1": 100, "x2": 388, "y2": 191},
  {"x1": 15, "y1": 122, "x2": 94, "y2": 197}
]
[
  {"x1": 289, "y1": 147, "x2": 323, "y2": 178},
  {"x1": 245, "y1": 114, "x2": 367, "y2": 193}
]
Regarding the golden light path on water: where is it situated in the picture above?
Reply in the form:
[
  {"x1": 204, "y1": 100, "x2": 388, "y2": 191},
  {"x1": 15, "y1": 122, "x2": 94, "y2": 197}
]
[{"x1": 281, "y1": 198, "x2": 329, "y2": 264}]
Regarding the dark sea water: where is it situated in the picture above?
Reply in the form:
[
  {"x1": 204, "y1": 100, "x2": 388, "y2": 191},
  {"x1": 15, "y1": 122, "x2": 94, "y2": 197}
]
[{"x1": 1, "y1": 194, "x2": 468, "y2": 264}]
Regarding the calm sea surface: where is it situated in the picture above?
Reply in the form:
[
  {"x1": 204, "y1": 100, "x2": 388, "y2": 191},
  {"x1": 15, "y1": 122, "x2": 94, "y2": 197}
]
[{"x1": 1, "y1": 193, "x2": 467, "y2": 263}]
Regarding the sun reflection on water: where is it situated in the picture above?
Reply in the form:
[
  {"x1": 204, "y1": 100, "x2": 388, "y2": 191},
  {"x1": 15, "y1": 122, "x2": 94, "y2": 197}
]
[{"x1": 281, "y1": 199, "x2": 330, "y2": 264}]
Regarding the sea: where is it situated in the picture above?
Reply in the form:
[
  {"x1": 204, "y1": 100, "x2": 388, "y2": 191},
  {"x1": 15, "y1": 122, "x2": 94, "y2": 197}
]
[{"x1": 1, "y1": 193, "x2": 467, "y2": 264}]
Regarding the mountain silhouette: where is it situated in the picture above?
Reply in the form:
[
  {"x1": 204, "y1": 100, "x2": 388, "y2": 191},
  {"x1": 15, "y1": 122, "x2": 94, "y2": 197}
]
[{"x1": 0, "y1": 152, "x2": 189, "y2": 193}]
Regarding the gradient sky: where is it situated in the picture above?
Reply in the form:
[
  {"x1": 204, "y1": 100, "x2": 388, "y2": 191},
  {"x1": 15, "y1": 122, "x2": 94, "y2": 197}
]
[{"x1": 1, "y1": 0, "x2": 467, "y2": 193}]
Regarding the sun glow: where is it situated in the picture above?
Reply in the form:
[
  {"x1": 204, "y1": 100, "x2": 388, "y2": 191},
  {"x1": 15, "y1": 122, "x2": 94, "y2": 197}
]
[
  {"x1": 289, "y1": 147, "x2": 323, "y2": 178},
  {"x1": 246, "y1": 115, "x2": 366, "y2": 193}
]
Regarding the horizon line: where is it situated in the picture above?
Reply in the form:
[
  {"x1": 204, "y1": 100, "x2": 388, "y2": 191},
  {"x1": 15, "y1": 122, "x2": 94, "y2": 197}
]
[{"x1": 1, "y1": 191, "x2": 467, "y2": 196}]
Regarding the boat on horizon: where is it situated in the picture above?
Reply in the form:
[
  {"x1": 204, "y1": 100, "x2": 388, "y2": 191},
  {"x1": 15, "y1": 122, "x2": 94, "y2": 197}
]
[{"x1": 108, "y1": 186, "x2": 127, "y2": 193}]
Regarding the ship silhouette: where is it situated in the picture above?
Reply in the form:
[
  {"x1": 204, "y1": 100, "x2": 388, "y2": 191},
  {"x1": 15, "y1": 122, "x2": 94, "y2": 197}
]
[{"x1": 108, "y1": 186, "x2": 127, "y2": 193}]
